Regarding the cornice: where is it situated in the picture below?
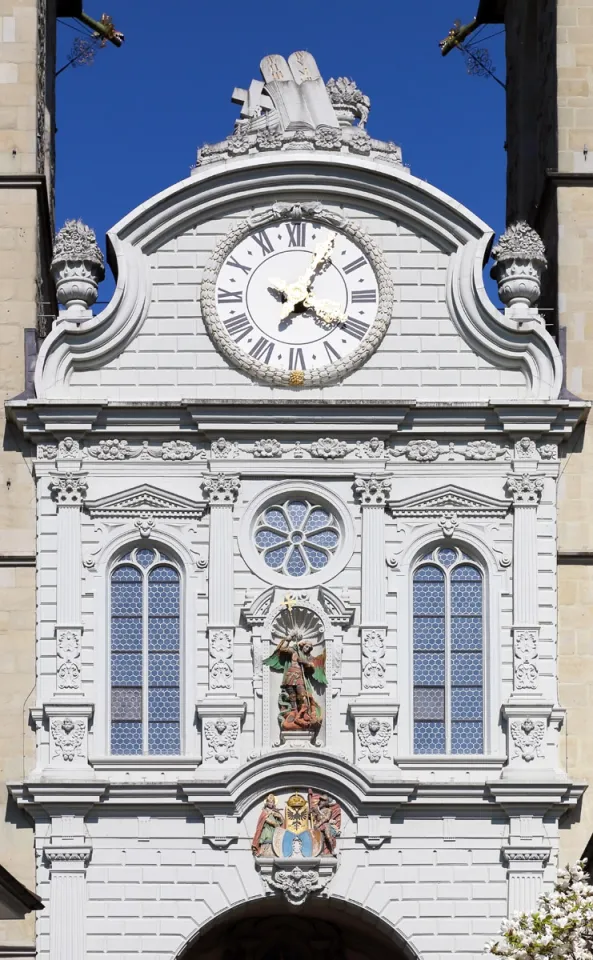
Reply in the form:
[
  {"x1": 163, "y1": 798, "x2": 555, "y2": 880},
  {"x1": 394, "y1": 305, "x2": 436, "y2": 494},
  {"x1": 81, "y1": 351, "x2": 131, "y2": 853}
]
[{"x1": 6, "y1": 399, "x2": 588, "y2": 441}]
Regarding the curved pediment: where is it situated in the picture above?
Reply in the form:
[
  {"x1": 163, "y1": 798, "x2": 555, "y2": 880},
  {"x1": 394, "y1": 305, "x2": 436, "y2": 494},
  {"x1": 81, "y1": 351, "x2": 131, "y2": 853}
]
[{"x1": 36, "y1": 71, "x2": 562, "y2": 405}]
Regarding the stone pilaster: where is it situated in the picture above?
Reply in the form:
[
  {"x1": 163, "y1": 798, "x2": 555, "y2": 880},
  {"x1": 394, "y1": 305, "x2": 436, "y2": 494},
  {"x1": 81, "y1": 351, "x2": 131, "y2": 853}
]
[
  {"x1": 503, "y1": 473, "x2": 553, "y2": 777},
  {"x1": 349, "y1": 475, "x2": 398, "y2": 766},
  {"x1": 503, "y1": 847, "x2": 550, "y2": 915},
  {"x1": 45, "y1": 845, "x2": 91, "y2": 960},
  {"x1": 44, "y1": 470, "x2": 93, "y2": 776},
  {"x1": 197, "y1": 474, "x2": 245, "y2": 766}
]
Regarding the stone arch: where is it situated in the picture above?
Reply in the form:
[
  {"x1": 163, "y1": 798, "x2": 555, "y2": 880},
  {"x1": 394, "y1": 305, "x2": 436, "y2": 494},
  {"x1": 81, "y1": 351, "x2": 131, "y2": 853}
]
[{"x1": 176, "y1": 897, "x2": 421, "y2": 960}]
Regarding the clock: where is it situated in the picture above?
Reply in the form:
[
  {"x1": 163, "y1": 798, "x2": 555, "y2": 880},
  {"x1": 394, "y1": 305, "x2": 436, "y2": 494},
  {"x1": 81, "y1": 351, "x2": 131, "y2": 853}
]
[{"x1": 201, "y1": 203, "x2": 393, "y2": 387}]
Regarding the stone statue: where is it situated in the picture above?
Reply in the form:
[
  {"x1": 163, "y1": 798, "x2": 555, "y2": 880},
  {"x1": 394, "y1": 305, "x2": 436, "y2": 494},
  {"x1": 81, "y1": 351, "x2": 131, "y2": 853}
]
[{"x1": 264, "y1": 627, "x2": 327, "y2": 735}]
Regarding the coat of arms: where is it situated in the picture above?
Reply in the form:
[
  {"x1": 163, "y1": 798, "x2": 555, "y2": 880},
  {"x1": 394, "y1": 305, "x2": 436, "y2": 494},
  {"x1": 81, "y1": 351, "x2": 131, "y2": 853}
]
[{"x1": 252, "y1": 791, "x2": 341, "y2": 859}]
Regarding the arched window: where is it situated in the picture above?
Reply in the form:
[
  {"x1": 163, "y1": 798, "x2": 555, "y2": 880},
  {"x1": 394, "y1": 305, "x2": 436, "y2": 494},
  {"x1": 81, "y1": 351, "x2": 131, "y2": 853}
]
[
  {"x1": 413, "y1": 546, "x2": 484, "y2": 755},
  {"x1": 110, "y1": 546, "x2": 181, "y2": 755}
]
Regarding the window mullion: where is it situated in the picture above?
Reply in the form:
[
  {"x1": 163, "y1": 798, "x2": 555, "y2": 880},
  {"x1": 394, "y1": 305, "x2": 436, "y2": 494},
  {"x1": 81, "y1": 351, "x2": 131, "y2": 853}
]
[
  {"x1": 142, "y1": 567, "x2": 149, "y2": 755},
  {"x1": 445, "y1": 568, "x2": 452, "y2": 754}
]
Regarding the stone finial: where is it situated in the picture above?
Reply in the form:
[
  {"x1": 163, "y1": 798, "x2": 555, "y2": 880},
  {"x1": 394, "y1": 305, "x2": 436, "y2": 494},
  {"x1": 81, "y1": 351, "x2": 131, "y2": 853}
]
[
  {"x1": 325, "y1": 77, "x2": 370, "y2": 128},
  {"x1": 491, "y1": 221, "x2": 547, "y2": 308},
  {"x1": 51, "y1": 220, "x2": 105, "y2": 316}
]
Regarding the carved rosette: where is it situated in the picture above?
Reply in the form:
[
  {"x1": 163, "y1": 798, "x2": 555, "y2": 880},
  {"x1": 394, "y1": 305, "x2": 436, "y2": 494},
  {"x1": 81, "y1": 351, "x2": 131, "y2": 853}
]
[
  {"x1": 361, "y1": 630, "x2": 386, "y2": 690},
  {"x1": 491, "y1": 221, "x2": 547, "y2": 308},
  {"x1": 202, "y1": 474, "x2": 241, "y2": 506},
  {"x1": 51, "y1": 219, "x2": 105, "y2": 313},
  {"x1": 506, "y1": 474, "x2": 544, "y2": 506},
  {"x1": 49, "y1": 474, "x2": 88, "y2": 507},
  {"x1": 353, "y1": 475, "x2": 392, "y2": 507}
]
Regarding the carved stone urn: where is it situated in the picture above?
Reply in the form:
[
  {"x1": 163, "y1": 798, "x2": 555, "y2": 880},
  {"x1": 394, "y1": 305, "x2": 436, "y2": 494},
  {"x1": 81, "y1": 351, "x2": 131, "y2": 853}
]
[
  {"x1": 51, "y1": 219, "x2": 105, "y2": 317},
  {"x1": 490, "y1": 221, "x2": 547, "y2": 308},
  {"x1": 325, "y1": 77, "x2": 370, "y2": 128}
]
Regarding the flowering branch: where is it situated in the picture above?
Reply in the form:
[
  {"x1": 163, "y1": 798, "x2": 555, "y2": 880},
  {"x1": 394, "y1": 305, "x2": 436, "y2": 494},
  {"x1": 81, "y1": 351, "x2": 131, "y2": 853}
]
[{"x1": 486, "y1": 862, "x2": 593, "y2": 960}]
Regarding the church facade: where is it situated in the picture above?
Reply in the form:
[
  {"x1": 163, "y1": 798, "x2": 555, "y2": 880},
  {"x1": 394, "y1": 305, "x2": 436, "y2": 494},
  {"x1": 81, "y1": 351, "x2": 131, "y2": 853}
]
[{"x1": 7, "y1": 51, "x2": 588, "y2": 960}]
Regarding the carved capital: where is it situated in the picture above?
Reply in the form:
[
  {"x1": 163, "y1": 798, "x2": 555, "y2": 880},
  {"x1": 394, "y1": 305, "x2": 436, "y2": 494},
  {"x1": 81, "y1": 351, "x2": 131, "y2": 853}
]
[
  {"x1": 354, "y1": 474, "x2": 392, "y2": 507},
  {"x1": 506, "y1": 473, "x2": 544, "y2": 506},
  {"x1": 49, "y1": 473, "x2": 88, "y2": 506},
  {"x1": 202, "y1": 474, "x2": 241, "y2": 505},
  {"x1": 503, "y1": 848, "x2": 550, "y2": 865},
  {"x1": 44, "y1": 846, "x2": 91, "y2": 865}
]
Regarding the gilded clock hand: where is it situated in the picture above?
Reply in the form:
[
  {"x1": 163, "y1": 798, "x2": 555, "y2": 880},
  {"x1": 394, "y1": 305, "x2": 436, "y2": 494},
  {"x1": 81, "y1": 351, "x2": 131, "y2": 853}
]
[
  {"x1": 302, "y1": 293, "x2": 346, "y2": 326},
  {"x1": 268, "y1": 231, "x2": 339, "y2": 321}
]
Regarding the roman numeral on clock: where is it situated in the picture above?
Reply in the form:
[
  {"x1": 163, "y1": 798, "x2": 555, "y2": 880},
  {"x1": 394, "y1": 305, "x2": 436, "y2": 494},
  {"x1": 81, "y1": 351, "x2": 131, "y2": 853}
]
[
  {"x1": 286, "y1": 222, "x2": 307, "y2": 247},
  {"x1": 343, "y1": 255, "x2": 367, "y2": 275},
  {"x1": 323, "y1": 341, "x2": 341, "y2": 362},
  {"x1": 227, "y1": 256, "x2": 251, "y2": 275},
  {"x1": 249, "y1": 336, "x2": 275, "y2": 363},
  {"x1": 342, "y1": 316, "x2": 370, "y2": 340},
  {"x1": 223, "y1": 314, "x2": 253, "y2": 342},
  {"x1": 351, "y1": 289, "x2": 377, "y2": 303},
  {"x1": 251, "y1": 230, "x2": 274, "y2": 255},
  {"x1": 288, "y1": 347, "x2": 306, "y2": 370},
  {"x1": 217, "y1": 288, "x2": 243, "y2": 303}
]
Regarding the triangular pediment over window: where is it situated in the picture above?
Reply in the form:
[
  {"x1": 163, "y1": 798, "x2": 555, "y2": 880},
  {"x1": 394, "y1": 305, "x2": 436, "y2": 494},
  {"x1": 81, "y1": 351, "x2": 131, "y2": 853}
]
[
  {"x1": 388, "y1": 484, "x2": 509, "y2": 520},
  {"x1": 85, "y1": 484, "x2": 206, "y2": 521}
]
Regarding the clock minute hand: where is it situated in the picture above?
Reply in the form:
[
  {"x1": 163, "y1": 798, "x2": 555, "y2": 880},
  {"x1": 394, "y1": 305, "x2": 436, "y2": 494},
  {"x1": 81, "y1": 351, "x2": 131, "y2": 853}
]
[{"x1": 302, "y1": 232, "x2": 337, "y2": 287}]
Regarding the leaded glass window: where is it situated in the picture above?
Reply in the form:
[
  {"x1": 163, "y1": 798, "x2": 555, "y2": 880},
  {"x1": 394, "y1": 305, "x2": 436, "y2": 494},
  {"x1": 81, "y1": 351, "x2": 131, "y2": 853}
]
[
  {"x1": 413, "y1": 546, "x2": 484, "y2": 755},
  {"x1": 110, "y1": 546, "x2": 181, "y2": 755},
  {"x1": 254, "y1": 499, "x2": 341, "y2": 577}
]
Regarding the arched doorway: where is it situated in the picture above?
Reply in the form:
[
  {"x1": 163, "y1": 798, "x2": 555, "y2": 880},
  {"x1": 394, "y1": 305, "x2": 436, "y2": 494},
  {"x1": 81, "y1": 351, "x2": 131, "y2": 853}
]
[{"x1": 178, "y1": 899, "x2": 414, "y2": 960}]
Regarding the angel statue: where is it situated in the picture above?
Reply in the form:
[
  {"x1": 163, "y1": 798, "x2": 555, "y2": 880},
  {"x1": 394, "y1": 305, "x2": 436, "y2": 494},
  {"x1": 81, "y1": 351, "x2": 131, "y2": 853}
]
[{"x1": 264, "y1": 618, "x2": 327, "y2": 735}]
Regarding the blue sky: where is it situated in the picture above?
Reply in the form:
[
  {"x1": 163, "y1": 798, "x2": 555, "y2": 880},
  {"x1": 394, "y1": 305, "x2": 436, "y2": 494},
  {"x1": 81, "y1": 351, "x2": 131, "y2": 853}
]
[{"x1": 55, "y1": 1, "x2": 506, "y2": 301}]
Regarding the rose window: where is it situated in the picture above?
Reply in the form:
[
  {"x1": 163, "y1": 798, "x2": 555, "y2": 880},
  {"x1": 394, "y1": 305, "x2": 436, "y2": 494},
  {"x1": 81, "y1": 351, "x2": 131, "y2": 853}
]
[{"x1": 254, "y1": 499, "x2": 341, "y2": 577}]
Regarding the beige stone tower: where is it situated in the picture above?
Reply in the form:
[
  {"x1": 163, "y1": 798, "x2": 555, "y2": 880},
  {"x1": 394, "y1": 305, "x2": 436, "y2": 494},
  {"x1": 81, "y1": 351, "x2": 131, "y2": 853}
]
[
  {"x1": 0, "y1": 0, "x2": 57, "y2": 951},
  {"x1": 478, "y1": 0, "x2": 593, "y2": 865}
]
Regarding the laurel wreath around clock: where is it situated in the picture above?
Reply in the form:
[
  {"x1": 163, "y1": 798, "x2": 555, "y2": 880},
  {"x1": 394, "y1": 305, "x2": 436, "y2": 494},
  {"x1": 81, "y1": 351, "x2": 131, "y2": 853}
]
[{"x1": 200, "y1": 202, "x2": 394, "y2": 388}]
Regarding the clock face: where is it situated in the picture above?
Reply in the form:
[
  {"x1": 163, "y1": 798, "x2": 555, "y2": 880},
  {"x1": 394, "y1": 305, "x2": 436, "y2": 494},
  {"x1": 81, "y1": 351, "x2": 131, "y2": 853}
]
[{"x1": 202, "y1": 209, "x2": 392, "y2": 387}]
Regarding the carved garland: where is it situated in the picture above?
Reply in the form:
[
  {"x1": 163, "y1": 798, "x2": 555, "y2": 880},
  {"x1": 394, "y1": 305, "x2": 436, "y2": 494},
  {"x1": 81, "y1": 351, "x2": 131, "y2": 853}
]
[{"x1": 200, "y1": 203, "x2": 394, "y2": 388}]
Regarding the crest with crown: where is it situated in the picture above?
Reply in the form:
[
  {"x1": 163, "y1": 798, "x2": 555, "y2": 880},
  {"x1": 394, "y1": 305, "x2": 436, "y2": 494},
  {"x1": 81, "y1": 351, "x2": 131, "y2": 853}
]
[{"x1": 196, "y1": 51, "x2": 402, "y2": 168}]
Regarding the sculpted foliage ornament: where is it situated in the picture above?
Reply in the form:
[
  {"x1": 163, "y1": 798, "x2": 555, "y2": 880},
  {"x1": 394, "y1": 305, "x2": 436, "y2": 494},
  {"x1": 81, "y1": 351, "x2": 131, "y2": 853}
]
[
  {"x1": 464, "y1": 439, "x2": 500, "y2": 461},
  {"x1": 51, "y1": 718, "x2": 85, "y2": 762},
  {"x1": 310, "y1": 437, "x2": 348, "y2": 459},
  {"x1": 204, "y1": 718, "x2": 239, "y2": 763},
  {"x1": 514, "y1": 630, "x2": 539, "y2": 691},
  {"x1": 357, "y1": 718, "x2": 391, "y2": 763},
  {"x1": 510, "y1": 718, "x2": 546, "y2": 761},
  {"x1": 253, "y1": 438, "x2": 282, "y2": 458},
  {"x1": 56, "y1": 631, "x2": 81, "y2": 691},
  {"x1": 486, "y1": 861, "x2": 593, "y2": 960}
]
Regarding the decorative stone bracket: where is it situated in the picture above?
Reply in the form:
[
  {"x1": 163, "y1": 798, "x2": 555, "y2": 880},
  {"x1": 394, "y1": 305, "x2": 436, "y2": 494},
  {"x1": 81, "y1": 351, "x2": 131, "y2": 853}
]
[{"x1": 256, "y1": 856, "x2": 337, "y2": 906}]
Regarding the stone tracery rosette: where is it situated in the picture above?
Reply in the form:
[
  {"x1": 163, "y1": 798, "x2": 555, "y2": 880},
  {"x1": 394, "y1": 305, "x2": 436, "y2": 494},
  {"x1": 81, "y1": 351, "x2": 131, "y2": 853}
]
[{"x1": 200, "y1": 203, "x2": 393, "y2": 388}]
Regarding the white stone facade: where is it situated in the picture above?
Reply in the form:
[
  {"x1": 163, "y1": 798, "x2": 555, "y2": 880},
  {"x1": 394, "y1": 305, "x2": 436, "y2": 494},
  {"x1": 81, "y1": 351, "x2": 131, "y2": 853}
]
[{"x1": 6, "y1": 51, "x2": 588, "y2": 960}]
